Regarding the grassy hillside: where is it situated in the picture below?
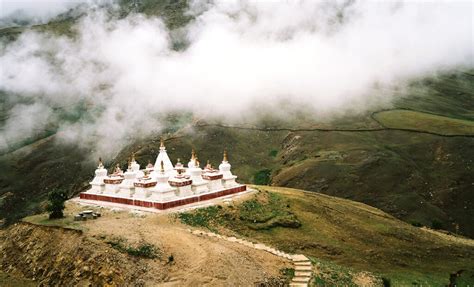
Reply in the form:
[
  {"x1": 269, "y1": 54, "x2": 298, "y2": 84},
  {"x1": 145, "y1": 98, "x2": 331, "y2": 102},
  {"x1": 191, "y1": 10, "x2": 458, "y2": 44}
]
[
  {"x1": 179, "y1": 186, "x2": 474, "y2": 286},
  {"x1": 373, "y1": 109, "x2": 474, "y2": 135},
  {"x1": 1, "y1": 71, "x2": 473, "y2": 241}
]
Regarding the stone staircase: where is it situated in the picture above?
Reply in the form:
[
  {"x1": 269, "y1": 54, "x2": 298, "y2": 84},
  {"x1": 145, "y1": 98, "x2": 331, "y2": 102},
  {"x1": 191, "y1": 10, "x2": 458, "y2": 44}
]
[
  {"x1": 290, "y1": 255, "x2": 313, "y2": 287},
  {"x1": 188, "y1": 229, "x2": 313, "y2": 286}
]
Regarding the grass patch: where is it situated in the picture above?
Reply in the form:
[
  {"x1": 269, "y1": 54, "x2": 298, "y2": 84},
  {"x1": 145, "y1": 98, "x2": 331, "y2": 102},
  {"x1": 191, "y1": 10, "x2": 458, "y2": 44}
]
[
  {"x1": 106, "y1": 237, "x2": 159, "y2": 259},
  {"x1": 177, "y1": 205, "x2": 223, "y2": 232},
  {"x1": 280, "y1": 267, "x2": 295, "y2": 283},
  {"x1": 313, "y1": 258, "x2": 359, "y2": 286},
  {"x1": 373, "y1": 109, "x2": 474, "y2": 135},
  {"x1": 269, "y1": 150, "x2": 278, "y2": 157},
  {"x1": 22, "y1": 214, "x2": 84, "y2": 231},
  {"x1": 178, "y1": 191, "x2": 300, "y2": 232},
  {"x1": 238, "y1": 192, "x2": 301, "y2": 230}
]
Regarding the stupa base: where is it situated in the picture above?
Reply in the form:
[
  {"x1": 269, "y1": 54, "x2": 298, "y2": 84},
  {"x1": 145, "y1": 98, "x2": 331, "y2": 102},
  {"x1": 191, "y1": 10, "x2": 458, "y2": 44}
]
[{"x1": 79, "y1": 185, "x2": 246, "y2": 210}]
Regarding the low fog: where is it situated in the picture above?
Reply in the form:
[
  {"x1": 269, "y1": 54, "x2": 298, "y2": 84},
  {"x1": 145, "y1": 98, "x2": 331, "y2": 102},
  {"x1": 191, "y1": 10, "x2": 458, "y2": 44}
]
[
  {"x1": 0, "y1": 0, "x2": 112, "y2": 26},
  {"x1": 0, "y1": 0, "x2": 472, "y2": 158}
]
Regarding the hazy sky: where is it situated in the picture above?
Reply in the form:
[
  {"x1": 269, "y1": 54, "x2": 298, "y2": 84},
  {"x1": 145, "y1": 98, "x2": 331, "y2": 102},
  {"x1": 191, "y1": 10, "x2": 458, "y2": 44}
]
[{"x1": 0, "y1": 0, "x2": 472, "y2": 158}]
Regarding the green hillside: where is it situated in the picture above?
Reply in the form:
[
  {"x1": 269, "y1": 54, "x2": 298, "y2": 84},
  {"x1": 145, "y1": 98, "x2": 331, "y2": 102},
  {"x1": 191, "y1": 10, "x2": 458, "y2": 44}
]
[
  {"x1": 1, "y1": 68, "x2": 473, "y2": 242},
  {"x1": 179, "y1": 186, "x2": 474, "y2": 286},
  {"x1": 373, "y1": 109, "x2": 474, "y2": 135}
]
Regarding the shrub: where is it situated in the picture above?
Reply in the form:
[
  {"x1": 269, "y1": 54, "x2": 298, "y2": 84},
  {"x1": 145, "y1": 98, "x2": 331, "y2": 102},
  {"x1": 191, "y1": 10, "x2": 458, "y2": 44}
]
[
  {"x1": 382, "y1": 277, "x2": 391, "y2": 287},
  {"x1": 431, "y1": 219, "x2": 443, "y2": 230},
  {"x1": 253, "y1": 169, "x2": 272, "y2": 185},
  {"x1": 126, "y1": 243, "x2": 158, "y2": 258},
  {"x1": 269, "y1": 150, "x2": 278, "y2": 157},
  {"x1": 107, "y1": 237, "x2": 159, "y2": 259},
  {"x1": 410, "y1": 221, "x2": 423, "y2": 227},
  {"x1": 280, "y1": 267, "x2": 295, "y2": 279},
  {"x1": 46, "y1": 189, "x2": 68, "y2": 219}
]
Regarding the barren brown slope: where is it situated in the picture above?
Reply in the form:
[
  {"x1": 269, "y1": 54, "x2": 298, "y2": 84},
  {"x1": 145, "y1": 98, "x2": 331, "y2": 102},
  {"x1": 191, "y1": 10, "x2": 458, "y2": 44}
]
[{"x1": 0, "y1": 199, "x2": 291, "y2": 286}]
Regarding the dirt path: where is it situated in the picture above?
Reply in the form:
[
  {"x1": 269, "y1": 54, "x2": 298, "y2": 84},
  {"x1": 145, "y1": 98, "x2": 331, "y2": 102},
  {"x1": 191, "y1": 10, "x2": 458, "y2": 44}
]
[{"x1": 78, "y1": 205, "x2": 291, "y2": 286}]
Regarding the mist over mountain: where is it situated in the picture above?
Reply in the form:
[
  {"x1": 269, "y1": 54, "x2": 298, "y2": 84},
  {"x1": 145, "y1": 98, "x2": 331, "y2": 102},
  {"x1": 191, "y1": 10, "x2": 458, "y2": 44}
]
[
  {"x1": 0, "y1": 0, "x2": 114, "y2": 27},
  {"x1": 0, "y1": 0, "x2": 472, "y2": 158}
]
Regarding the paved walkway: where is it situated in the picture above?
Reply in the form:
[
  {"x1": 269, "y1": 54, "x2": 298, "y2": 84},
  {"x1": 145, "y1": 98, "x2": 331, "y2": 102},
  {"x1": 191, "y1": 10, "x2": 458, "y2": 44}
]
[{"x1": 189, "y1": 229, "x2": 313, "y2": 286}]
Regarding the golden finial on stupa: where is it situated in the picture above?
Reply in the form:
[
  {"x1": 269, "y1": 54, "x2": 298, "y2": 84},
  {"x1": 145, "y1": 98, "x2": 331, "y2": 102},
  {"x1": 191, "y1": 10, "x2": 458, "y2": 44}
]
[
  {"x1": 98, "y1": 157, "x2": 104, "y2": 168},
  {"x1": 191, "y1": 149, "x2": 196, "y2": 160},
  {"x1": 128, "y1": 157, "x2": 132, "y2": 169},
  {"x1": 160, "y1": 137, "x2": 165, "y2": 148},
  {"x1": 223, "y1": 149, "x2": 228, "y2": 162},
  {"x1": 131, "y1": 152, "x2": 136, "y2": 162}
]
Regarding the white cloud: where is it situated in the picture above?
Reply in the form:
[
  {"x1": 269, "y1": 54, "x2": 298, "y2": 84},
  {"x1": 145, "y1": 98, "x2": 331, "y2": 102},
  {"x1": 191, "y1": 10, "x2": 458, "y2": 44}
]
[
  {"x1": 0, "y1": 0, "x2": 113, "y2": 26},
  {"x1": 0, "y1": 0, "x2": 472, "y2": 157}
]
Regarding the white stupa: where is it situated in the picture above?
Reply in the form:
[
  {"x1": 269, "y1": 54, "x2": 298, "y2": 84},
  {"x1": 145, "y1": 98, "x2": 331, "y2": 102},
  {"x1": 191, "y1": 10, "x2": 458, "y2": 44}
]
[
  {"x1": 187, "y1": 149, "x2": 197, "y2": 170},
  {"x1": 188, "y1": 156, "x2": 209, "y2": 194},
  {"x1": 202, "y1": 160, "x2": 224, "y2": 190},
  {"x1": 80, "y1": 140, "x2": 247, "y2": 210},
  {"x1": 130, "y1": 152, "x2": 144, "y2": 178},
  {"x1": 89, "y1": 158, "x2": 107, "y2": 193},
  {"x1": 151, "y1": 161, "x2": 176, "y2": 201},
  {"x1": 104, "y1": 164, "x2": 124, "y2": 194},
  {"x1": 219, "y1": 150, "x2": 238, "y2": 187},
  {"x1": 118, "y1": 161, "x2": 136, "y2": 197},
  {"x1": 154, "y1": 139, "x2": 174, "y2": 176}
]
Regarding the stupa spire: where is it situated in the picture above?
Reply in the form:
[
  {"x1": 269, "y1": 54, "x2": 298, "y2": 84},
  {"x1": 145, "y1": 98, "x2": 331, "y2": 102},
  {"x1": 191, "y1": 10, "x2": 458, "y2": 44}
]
[
  {"x1": 223, "y1": 149, "x2": 228, "y2": 162},
  {"x1": 195, "y1": 156, "x2": 199, "y2": 167},
  {"x1": 154, "y1": 136, "x2": 174, "y2": 173},
  {"x1": 160, "y1": 137, "x2": 165, "y2": 149},
  {"x1": 98, "y1": 157, "x2": 104, "y2": 169}
]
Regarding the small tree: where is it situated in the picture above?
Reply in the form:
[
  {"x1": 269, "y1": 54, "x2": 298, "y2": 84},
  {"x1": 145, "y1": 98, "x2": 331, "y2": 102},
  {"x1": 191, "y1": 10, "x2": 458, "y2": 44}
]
[{"x1": 46, "y1": 189, "x2": 68, "y2": 219}]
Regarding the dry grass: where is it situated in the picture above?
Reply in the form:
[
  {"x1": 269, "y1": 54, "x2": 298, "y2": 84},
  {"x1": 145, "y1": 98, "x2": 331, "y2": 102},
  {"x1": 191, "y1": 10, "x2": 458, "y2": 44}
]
[{"x1": 180, "y1": 185, "x2": 474, "y2": 286}]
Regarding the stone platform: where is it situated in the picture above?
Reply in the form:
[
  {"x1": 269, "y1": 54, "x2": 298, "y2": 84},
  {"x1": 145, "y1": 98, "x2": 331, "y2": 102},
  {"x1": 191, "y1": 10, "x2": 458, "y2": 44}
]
[{"x1": 79, "y1": 185, "x2": 246, "y2": 210}]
